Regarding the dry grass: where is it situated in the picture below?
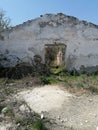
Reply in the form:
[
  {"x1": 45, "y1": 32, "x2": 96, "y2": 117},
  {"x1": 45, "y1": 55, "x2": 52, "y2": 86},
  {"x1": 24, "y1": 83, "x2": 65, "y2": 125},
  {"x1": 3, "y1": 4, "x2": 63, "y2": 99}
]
[
  {"x1": 61, "y1": 74, "x2": 98, "y2": 94},
  {"x1": 0, "y1": 74, "x2": 98, "y2": 129}
]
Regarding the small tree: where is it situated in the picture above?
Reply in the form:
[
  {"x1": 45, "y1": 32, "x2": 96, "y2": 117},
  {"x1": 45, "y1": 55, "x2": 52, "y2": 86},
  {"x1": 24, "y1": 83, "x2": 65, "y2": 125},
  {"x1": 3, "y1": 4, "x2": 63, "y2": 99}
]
[{"x1": 0, "y1": 10, "x2": 11, "y2": 32}]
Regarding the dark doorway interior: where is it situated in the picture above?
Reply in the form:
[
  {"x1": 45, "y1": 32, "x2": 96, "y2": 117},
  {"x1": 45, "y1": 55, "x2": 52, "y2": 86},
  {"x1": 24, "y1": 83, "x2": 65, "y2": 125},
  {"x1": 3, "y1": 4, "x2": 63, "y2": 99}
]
[{"x1": 45, "y1": 43, "x2": 66, "y2": 67}]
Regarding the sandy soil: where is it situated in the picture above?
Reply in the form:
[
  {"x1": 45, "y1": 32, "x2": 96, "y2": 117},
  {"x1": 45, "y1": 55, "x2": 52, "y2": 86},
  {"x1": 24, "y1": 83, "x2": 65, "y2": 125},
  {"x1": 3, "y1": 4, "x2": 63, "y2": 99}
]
[{"x1": 16, "y1": 85, "x2": 98, "y2": 130}]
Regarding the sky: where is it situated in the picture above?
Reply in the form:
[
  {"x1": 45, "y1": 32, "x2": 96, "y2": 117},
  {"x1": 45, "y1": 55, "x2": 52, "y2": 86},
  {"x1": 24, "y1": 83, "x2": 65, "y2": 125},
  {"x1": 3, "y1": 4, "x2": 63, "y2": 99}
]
[{"x1": 0, "y1": 0, "x2": 98, "y2": 26}]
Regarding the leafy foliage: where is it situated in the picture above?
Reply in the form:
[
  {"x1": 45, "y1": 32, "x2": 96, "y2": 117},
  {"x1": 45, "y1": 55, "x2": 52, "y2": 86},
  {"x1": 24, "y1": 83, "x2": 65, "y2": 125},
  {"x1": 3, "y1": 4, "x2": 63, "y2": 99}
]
[
  {"x1": 0, "y1": 10, "x2": 11, "y2": 32},
  {"x1": 33, "y1": 119, "x2": 47, "y2": 130},
  {"x1": 40, "y1": 76, "x2": 57, "y2": 84}
]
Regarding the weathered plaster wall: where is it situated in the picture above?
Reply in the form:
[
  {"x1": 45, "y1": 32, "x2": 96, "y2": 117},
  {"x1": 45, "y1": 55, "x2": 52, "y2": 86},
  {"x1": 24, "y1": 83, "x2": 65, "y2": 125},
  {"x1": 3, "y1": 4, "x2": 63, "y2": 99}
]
[{"x1": 0, "y1": 13, "x2": 98, "y2": 70}]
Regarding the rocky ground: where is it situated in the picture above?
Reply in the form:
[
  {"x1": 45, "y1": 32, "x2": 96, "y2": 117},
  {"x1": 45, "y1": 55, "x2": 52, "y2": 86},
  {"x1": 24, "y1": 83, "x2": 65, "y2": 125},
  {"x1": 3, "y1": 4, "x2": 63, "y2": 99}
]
[
  {"x1": 0, "y1": 76, "x2": 98, "y2": 130},
  {"x1": 16, "y1": 85, "x2": 98, "y2": 130}
]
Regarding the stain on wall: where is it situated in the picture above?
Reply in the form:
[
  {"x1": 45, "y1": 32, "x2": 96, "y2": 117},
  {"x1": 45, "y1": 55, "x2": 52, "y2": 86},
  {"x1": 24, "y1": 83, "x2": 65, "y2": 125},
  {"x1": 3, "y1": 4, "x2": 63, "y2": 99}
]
[{"x1": 0, "y1": 13, "x2": 98, "y2": 72}]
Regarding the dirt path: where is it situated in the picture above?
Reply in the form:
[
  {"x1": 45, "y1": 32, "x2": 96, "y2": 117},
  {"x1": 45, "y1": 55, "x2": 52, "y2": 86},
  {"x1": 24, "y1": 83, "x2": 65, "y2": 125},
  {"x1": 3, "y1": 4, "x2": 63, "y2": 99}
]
[{"x1": 16, "y1": 85, "x2": 98, "y2": 130}]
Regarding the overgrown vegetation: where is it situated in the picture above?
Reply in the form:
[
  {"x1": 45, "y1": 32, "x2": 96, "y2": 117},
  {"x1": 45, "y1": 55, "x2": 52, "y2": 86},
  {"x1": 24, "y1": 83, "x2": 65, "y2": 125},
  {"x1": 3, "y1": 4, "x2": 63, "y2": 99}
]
[
  {"x1": 40, "y1": 76, "x2": 57, "y2": 85},
  {"x1": 40, "y1": 66, "x2": 98, "y2": 94},
  {"x1": 0, "y1": 62, "x2": 50, "y2": 79},
  {"x1": 1, "y1": 62, "x2": 98, "y2": 94},
  {"x1": 15, "y1": 117, "x2": 47, "y2": 130},
  {"x1": 0, "y1": 9, "x2": 11, "y2": 32},
  {"x1": 50, "y1": 66, "x2": 65, "y2": 74},
  {"x1": 33, "y1": 119, "x2": 47, "y2": 130},
  {"x1": 1, "y1": 63, "x2": 98, "y2": 129}
]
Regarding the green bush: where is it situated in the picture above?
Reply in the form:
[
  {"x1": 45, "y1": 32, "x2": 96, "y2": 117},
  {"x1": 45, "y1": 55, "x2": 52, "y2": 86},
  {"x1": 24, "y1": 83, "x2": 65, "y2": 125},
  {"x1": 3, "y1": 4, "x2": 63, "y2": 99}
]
[
  {"x1": 40, "y1": 76, "x2": 57, "y2": 85},
  {"x1": 50, "y1": 66, "x2": 65, "y2": 74},
  {"x1": 33, "y1": 119, "x2": 47, "y2": 130}
]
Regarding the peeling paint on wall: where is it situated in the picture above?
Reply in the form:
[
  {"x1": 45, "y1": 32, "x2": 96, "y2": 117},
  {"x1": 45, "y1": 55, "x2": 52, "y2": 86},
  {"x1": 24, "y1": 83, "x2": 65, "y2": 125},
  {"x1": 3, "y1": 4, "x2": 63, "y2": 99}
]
[{"x1": 0, "y1": 13, "x2": 98, "y2": 72}]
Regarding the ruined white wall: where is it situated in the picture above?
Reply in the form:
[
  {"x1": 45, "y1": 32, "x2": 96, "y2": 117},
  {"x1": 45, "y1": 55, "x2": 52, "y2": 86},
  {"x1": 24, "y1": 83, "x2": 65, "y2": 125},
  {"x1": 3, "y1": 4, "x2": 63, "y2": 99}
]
[{"x1": 0, "y1": 13, "x2": 98, "y2": 71}]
